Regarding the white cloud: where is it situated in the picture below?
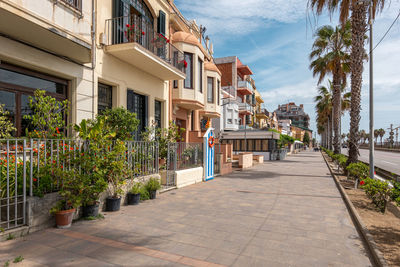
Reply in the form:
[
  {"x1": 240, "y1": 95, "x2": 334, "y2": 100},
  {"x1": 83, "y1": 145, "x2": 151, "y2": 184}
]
[{"x1": 175, "y1": 0, "x2": 308, "y2": 36}]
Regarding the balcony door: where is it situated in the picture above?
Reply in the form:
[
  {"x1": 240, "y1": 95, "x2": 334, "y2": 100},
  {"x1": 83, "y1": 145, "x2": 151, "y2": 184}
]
[{"x1": 113, "y1": 0, "x2": 153, "y2": 46}]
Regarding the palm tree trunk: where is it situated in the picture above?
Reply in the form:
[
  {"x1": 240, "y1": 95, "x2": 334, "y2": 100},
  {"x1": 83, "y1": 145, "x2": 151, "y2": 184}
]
[
  {"x1": 348, "y1": 3, "x2": 367, "y2": 164},
  {"x1": 333, "y1": 71, "x2": 341, "y2": 154}
]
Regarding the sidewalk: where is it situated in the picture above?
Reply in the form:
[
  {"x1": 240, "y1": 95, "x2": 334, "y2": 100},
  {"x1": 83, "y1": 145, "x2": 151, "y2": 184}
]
[{"x1": 0, "y1": 151, "x2": 372, "y2": 266}]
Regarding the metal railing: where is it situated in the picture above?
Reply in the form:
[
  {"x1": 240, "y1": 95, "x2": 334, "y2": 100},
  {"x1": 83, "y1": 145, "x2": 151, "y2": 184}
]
[
  {"x1": 0, "y1": 138, "x2": 158, "y2": 230},
  {"x1": 238, "y1": 102, "x2": 252, "y2": 113},
  {"x1": 237, "y1": 80, "x2": 253, "y2": 92},
  {"x1": 270, "y1": 149, "x2": 288, "y2": 161},
  {"x1": 105, "y1": 14, "x2": 185, "y2": 72},
  {"x1": 60, "y1": 0, "x2": 82, "y2": 11}
]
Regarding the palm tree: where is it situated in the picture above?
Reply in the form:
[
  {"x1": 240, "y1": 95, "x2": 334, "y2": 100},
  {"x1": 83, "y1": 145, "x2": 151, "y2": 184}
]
[
  {"x1": 378, "y1": 128, "x2": 385, "y2": 146},
  {"x1": 315, "y1": 84, "x2": 333, "y2": 149},
  {"x1": 359, "y1": 129, "x2": 367, "y2": 144},
  {"x1": 310, "y1": 22, "x2": 351, "y2": 154},
  {"x1": 315, "y1": 81, "x2": 351, "y2": 149},
  {"x1": 309, "y1": 0, "x2": 386, "y2": 164},
  {"x1": 374, "y1": 129, "x2": 379, "y2": 144}
]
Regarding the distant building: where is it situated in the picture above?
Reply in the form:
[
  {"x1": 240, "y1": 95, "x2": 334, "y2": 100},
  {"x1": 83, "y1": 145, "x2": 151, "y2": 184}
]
[
  {"x1": 278, "y1": 120, "x2": 292, "y2": 136},
  {"x1": 275, "y1": 103, "x2": 310, "y2": 129}
]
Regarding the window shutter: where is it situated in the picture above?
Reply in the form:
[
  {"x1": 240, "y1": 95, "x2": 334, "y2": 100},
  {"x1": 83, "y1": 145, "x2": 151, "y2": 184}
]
[
  {"x1": 157, "y1": 10, "x2": 166, "y2": 36},
  {"x1": 144, "y1": 95, "x2": 148, "y2": 127}
]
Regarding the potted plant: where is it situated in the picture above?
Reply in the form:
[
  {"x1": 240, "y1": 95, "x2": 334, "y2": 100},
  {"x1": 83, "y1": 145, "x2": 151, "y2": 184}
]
[
  {"x1": 127, "y1": 182, "x2": 141, "y2": 205},
  {"x1": 81, "y1": 172, "x2": 108, "y2": 217},
  {"x1": 145, "y1": 177, "x2": 161, "y2": 200},
  {"x1": 50, "y1": 169, "x2": 83, "y2": 228},
  {"x1": 104, "y1": 140, "x2": 130, "y2": 211}
]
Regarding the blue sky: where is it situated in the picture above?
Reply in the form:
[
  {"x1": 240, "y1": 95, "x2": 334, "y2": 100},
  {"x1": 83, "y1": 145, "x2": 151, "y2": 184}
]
[{"x1": 175, "y1": 0, "x2": 400, "y2": 140}]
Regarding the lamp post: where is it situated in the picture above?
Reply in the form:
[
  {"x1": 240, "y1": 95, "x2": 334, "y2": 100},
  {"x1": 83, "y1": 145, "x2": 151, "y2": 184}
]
[{"x1": 368, "y1": 0, "x2": 375, "y2": 179}]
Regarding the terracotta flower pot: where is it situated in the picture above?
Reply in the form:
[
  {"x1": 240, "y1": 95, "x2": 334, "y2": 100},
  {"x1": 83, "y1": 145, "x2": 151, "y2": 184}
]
[
  {"x1": 55, "y1": 208, "x2": 76, "y2": 229},
  {"x1": 159, "y1": 158, "x2": 166, "y2": 166}
]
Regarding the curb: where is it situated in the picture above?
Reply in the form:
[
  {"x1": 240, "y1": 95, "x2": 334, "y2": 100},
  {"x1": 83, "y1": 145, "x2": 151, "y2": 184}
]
[{"x1": 321, "y1": 152, "x2": 389, "y2": 267}]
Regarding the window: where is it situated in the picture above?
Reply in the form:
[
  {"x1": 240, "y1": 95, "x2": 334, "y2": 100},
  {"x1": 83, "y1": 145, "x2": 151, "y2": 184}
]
[
  {"x1": 198, "y1": 58, "x2": 203, "y2": 92},
  {"x1": 0, "y1": 63, "x2": 68, "y2": 137},
  {"x1": 207, "y1": 77, "x2": 214, "y2": 103},
  {"x1": 61, "y1": 0, "x2": 82, "y2": 12},
  {"x1": 184, "y1": 53, "x2": 193, "y2": 89},
  {"x1": 217, "y1": 80, "x2": 220, "y2": 104},
  {"x1": 227, "y1": 119, "x2": 232, "y2": 124},
  {"x1": 173, "y1": 80, "x2": 178, "y2": 88},
  {"x1": 191, "y1": 111, "x2": 194, "y2": 130},
  {"x1": 157, "y1": 10, "x2": 166, "y2": 36},
  {"x1": 98, "y1": 83, "x2": 112, "y2": 114},
  {"x1": 155, "y1": 100, "x2": 162, "y2": 128},
  {"x1": 127, "y1": 90, "x2": 148, "y2": 140}
]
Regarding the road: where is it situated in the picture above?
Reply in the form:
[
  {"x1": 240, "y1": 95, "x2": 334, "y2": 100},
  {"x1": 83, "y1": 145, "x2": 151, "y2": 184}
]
[{"x1": 342, "y1": 148, "x2": 400, "y2": 175}]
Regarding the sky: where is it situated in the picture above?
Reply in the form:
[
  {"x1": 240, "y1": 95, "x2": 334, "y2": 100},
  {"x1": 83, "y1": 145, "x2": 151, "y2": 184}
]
[{"x1": 175, "y1": 0, "x2": 400, "y2": 141}]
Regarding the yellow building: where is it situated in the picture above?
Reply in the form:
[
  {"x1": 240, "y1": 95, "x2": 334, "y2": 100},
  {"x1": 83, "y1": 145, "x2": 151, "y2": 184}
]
[{"x1": 253, "y1": 88, "x2": 268, "y2": 129}]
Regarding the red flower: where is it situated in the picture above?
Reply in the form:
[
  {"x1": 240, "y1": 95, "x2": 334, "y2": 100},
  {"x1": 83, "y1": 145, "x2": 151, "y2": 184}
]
[
  {"x1": 126, "y1": 24, "x2": 130, "y2": 28},
  {"x1": 142, "y1": 31, "x2": 145, "y2": 35},
  {"x1": 360, "y1": 180, "x2": 365, "y2": 186},
  {"x1": 33, "y1": 178, "x2": 37, "y2": 182},
  {"x1": 167, "y1": 39, "x2": 170, "y2": 43},
  {"x1": 184, "y1": 60, "x2": 188, "y2": 68}
]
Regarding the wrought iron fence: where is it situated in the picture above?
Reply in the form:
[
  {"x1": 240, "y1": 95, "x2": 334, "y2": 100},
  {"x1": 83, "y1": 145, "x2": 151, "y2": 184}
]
[
  {"x1": 164, "y1": 142, "x2": 203, "y2": 188},
  {"x1": 270, "y1": 149, "x2": 288, "y2": 161},
  {"x1": 0, "y1": 138, "x2": 158, "y2": 230},
  {"x1": 214, "y1": 143, "x2": 222, "y2": 175},
  {"x1": 105, "y1": 14, "x2": 185, "y2": 72}
]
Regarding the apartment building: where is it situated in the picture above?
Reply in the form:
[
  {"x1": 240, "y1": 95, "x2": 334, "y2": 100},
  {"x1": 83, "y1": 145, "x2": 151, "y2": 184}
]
[
  {"x1": 0, "y1": 0, "x2": 93, "y2": 136},
  {"x1": 275, "y1": 102, "x2": 310, "y2": 129},
  {"x1": 253, "y1": 88, "x2": 268, "y2": 129},
  {"x1": 96, "y1": 0, "x2": 186, "y2": 138},
  {"x1": 213, "y1": 56, "x2": 253, "y2": 134},
  {"x1": 169, "y1": 2, "x2": 221, "y2": 142},
  {"x1": 0, "y1": 0, "x2": 190, "y2": 138}
]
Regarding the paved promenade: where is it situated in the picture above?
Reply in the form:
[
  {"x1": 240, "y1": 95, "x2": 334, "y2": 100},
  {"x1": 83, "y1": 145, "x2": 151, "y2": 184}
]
[{"x1": 0, "y1": 151, "x2": 372, "y2": 266}]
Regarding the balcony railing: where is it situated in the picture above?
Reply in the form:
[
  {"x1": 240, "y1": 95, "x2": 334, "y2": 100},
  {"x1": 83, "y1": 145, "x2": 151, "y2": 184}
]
[
  {"x1": 61, "y1": 0, "x2": 82, "y2": 11},
  {"x1": 237, "y1": 80, "x2": 253, "y2": 91},
  {"x1": 105, "y1": 15, "x2": 185, "y2": 72},
  {"x1": 238, "y1": 102, "x2": 252, "y2": 113}
]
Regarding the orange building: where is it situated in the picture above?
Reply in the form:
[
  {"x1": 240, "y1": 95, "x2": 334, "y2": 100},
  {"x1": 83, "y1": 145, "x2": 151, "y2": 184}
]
[{"x1": 168, "y1": 3, "x2": 221, "y2": 142}]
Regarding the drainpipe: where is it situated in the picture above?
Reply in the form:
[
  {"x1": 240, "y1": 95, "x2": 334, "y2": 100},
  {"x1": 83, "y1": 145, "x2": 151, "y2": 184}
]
[{"x1": 91, "y1": 0, "x2": 97, "y2": 119}]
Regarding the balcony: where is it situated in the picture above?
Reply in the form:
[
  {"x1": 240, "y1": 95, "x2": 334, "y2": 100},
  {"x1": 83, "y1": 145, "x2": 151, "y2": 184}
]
[
  {"x1": 237, "y1": 80, "x2": 253, "y2": 95},
  {"x1": 0, "y1": 2, "x2": 91, "y2": 63},
  {"x1": 238, "y1": 102, "x2": 252, "y2": 115},
  {"x1": 256, "y1": 108, "x2": 268, "y2": 119},
  {"x1": 104, "y1": 15, "x2": 186, "y2": 81}
]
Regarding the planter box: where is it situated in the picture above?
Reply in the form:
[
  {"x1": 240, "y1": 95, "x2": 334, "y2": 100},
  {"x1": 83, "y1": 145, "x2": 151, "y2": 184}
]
[{"x1": 175, "y1": 167, "x2": 203, "y2": 188}]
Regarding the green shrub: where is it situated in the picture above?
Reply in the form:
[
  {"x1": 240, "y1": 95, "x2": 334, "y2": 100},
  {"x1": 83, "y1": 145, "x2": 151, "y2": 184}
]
[
  {"x1": 145, "y1": 177, "x2": 161, "y2": 192},
  {"x1": 346, "y1": 162, "x2": 369, "y2": 180},
  {"x1": 97, "y1": 107, "x2": 139, "y2": 140},
  {"x1": 139, "y1": 185, "x2": 150, "y2": 201},
  {"x1": 130, "y1": 182, "x2": 142, "y2": 194},
  {"x1": 361, "y1": 178, "x2": 391, "y2": 213},
  {"x1": 391, "y1": 181, "x2": 400, "y2": 206}
]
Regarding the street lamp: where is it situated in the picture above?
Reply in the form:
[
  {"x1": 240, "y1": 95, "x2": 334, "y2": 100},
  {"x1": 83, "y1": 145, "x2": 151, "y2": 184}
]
[{"x1": 368, "y1": 0, "x2": 375, "y2": 180}]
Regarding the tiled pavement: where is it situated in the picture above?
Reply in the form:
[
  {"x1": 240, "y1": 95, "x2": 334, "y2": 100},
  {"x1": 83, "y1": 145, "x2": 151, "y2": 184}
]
[{"x1": 0, "y1": 151, "x2": 372, "y2": 266}]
